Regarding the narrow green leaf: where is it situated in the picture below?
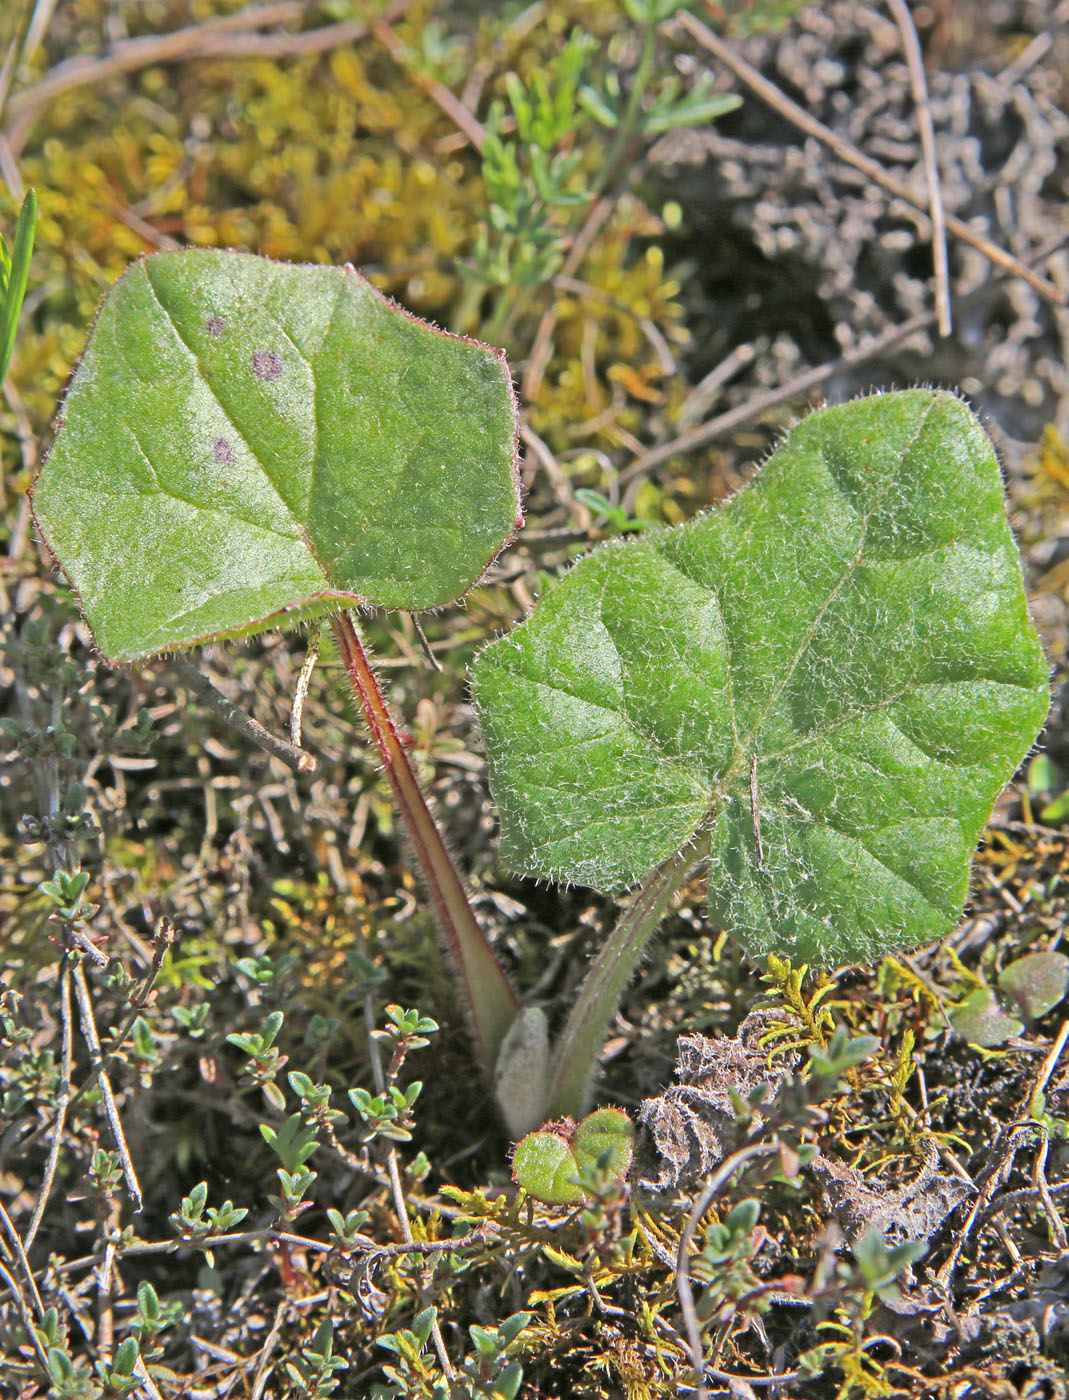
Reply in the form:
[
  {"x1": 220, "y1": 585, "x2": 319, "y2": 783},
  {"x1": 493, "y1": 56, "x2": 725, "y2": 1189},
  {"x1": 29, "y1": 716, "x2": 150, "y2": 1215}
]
[
  {"x1": 1026, "y1": 753, "x2": 1056, "y2": 795},
  {"x1": 412, "y1": 1306, "x2": 437, "y2": 1347},
  {"x1": 644, "y1": 92, "x2": 743, "y2": 134},
  {"x1": 473, "y1": 391, "x2": 1049, "y2": 966},
  {"x1": 1039, "y1": 788, "x2": 1069, "y2": 825},
  {"x1": 0, "y1": 188, "x2": 37, "y2": 384},
  {"x1": 32, "y1": 249, "x2": 521, "y2": 661},
  {"x1": 137, "y1": 1281, "x2": 159, "y2": 1321},
  {"x1": 309, "y1": 1318, "x2": 333, "y2": 1360},
  {"x1": 112, "y1": 1337, "x2": 140, "y2": 1375}
]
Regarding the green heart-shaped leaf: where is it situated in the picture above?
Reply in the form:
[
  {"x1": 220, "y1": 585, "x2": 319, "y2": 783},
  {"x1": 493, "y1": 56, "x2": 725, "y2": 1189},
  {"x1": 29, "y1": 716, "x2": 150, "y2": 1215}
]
[
  {"x1": 511, "y1": 1107, "x2": 634, "y2": 1206},
  {"x1": 32, "y1": 250, "x2": 521, "y2": 661},
  {"x1": 473, "y1": 391, "x2": 1049, "y2": 966}
]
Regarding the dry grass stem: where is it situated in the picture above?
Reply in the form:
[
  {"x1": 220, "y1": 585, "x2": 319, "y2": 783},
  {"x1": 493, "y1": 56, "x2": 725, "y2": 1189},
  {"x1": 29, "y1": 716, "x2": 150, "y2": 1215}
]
[
  {"x1": 675, "y1": 1142, "x2": 776, "y2": 1400},
  {"x1": 885, "y1": 0, "x2": 952, "y2": 337},
  {"x1": 620, "y1": 230, "x2": 1069, "y2": 486},
  {"x1": 290, "y1": 619, "x2": 321, "y2": 750}
]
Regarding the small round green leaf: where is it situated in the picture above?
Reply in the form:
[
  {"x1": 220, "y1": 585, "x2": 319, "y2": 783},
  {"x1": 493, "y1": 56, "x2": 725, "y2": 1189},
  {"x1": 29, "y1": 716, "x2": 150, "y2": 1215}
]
[
  {"x1": 511, "y1": 1107, "x2": 633, "y2": 1205},
  {"x1": 997, "y1": 951, "x2": 1069, "y2": 1023},
  {"x1": 511, "y1": 1126, "x2": 586, "y2": 1206},
  {"x1": 949, "y1": 987, "x2": 1023, "y2": 1048},
  {"x1": 32, "y1": 250, "x2": 521, "y2": 661},
  {"x1": 473, "y1": 391, "x2": 1050, "y2": 966},
  {"x1": 572, "y1": 1106, "x2": 634, "y2": 1178}
]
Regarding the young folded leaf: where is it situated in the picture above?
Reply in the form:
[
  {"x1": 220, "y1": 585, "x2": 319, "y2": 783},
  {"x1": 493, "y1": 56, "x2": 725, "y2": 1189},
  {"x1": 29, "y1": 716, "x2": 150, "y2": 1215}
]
[
  {"x1": 472, "y1": 391, "x2": 1049, "y2": 967},
  {"x1": 32, "y1": 249, "x2": 521, "y2": 662}
]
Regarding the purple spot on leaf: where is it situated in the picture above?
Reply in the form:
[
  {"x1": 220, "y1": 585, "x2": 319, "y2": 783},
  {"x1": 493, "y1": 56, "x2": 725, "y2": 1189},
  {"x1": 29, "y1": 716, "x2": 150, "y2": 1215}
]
[
  {"x1": 205, "y1": 315, "x2": 226, "y2": 337},
  {"x1": 252, "y1": 350, "x2": 284, "y2": 381},
  {"x1": 212, "y1": 437, "x2": 234, "y2": 465}
]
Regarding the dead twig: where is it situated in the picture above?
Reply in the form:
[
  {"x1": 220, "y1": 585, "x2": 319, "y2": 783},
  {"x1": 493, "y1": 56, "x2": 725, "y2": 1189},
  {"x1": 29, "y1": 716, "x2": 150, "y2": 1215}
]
[
  {"x1": 985, "y1": 819, "x2": 1069, "y2": 842},
  {"x1": 96, "y1": 1234, "x2": 118, "y2": 1377},
  {"x1": 108, "y1": 1228, "x2": 476, "y2": 1263},
  {"x1": 0, "y1": 0, "x2": 36, "y2": 132},
  {"x1": 23, "y1": 958, "x2": 73, "y2": 1252},
  {"x1": 170, "y1": 655, "x2": 318, "y2": 775},
  {"x1": 977, "y1": 1175, "x2": 1069, "y2": 1230},
  {"x1": 551, "y1": 274, "x2": 677, "y2": 376},
  {"x1": 410, "y1": 613, "x2": 443, "y2": 673},
  {"x1": 1019, "y1": 1018, "x2": 1069, "y2": 1119},
  {"x1": 1029, "y1": 1125, "x2": 1069, "y2": 1251},
  {"x1": 617, "y1": 231, "x2": 1069, "y2": 486},
  {"x1": 978, "y1": 1020, "x2": 1069, "y2": 1250},
  {"x1": 0, "y1": 1258, "x2": 49, "y2": 1370},
  {"x1": 936, "y1": 1116, "x2": 1035, "y2": 1288},
  {"x1": 362, "y1": 986, "x2": 456, "y2": 1380},
  {"x1": 4, "y1": 0, "x2": 417, "y2": 156},
  {"x1": 619, "y1": 308, "x2": 935, "y2": 483},
  {"x1": 0, "y1": 1199, "x2": 45, "y2": 1319},
  {"x1": 676, "y1": 343, "x2": 757, "y2": 433},
  {"x1": 24, "y1": 920, "x2": 180, "y2": 1156},
  {"x1": 885, "y1": 0, "x2": 951, "y2": 337},
  {"x1": 675, "y1": 1141, "x2": 776, "y2": 1400},
  {"x1": 521, "y1": 424, "x2": 588, "y2": 528},
  {"x1": 370, "y1": 16, "x2": 486, "y2": 152},
  {"x1": 290, "y1": 621, "x2": 321, "y2": 749},
  {"x1": 996, "y1": 0, "x2": 1069, "y2": 88},
  {"x1": 71, "y1": 961, "x2": 143, "y2": 1212},
  {"x1": 248, "y1": 1298, "x2": 289, "y2": 1400},
  {"x1": 0, "y1": 129, "x2": 23, "y2": 202},
  {"x1": 522, "y1": 195, "x2": 617, "y2": 403},
  {"x1": 108, "y1": 203, "x2": 181, "y2": 251},
  {"x1": 677, "y1": 11, "x2": 1065, "y2": 306},
  {"x1": 133, "y1": 1354, "x2": 167, "y2": 1400},
  {"x1": 5, "y1": 2, "x2": 303, "y2": 140}
]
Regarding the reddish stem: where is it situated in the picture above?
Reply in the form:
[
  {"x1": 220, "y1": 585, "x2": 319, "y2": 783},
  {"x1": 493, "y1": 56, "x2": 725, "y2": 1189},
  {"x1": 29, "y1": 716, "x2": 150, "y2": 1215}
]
[{"x1": 330, "y1": 611, "x2": 519, "y2": 1073}]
